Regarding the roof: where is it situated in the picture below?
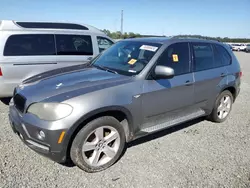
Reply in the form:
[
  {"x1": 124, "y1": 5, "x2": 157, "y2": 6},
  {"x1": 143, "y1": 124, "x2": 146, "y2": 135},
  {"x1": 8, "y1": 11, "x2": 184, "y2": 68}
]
[
  {"x1": 0, "y1": 20, "x2": 104, "y2": 34},
  {"x1": 123, "y1": 37, "x2": 221, "y2": 44}
]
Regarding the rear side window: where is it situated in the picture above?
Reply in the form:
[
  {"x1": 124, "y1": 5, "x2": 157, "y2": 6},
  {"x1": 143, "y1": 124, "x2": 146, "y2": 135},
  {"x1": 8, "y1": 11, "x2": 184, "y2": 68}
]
[
  {"x1": 56, "y1": 35, "x2": 93, "y2": 55},
  {"x1": 213, "y1": 44, "x2": 231, "y2": 66},
  {"x1": 97, "y1": 36, "x2": 114, "y2": 53},
  {"x1": 4, "y1": 34, "x2": 55, "y2": 56},
  {"x1": 157, "y1": 43, "x2": 190, "y2": 75},
  {"x1": 192, "y1": 43, "x2": 214, "y2": 71}
]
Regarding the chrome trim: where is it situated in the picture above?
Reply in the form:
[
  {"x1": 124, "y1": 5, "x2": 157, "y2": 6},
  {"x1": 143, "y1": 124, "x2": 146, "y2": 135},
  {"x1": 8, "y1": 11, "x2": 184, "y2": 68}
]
[
  {"x1": 21, "y1": 123, "x2": 31, "y2": 138},
  {"x1": 26, "y1": 140, "x2": 49, "y2": 151}
]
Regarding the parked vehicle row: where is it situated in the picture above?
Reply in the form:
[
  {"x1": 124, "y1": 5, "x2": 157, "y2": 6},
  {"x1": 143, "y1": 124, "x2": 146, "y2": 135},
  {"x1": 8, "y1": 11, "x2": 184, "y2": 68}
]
[
  {"x1": 9, "y1": 36, "x2": 241, "y2": 172},
  {"x1": 0, "y1": 20, "x2": 114, "y2": 98},
  {"x1": 230, "y1": 43, "x2": 248, "y2": 52}
]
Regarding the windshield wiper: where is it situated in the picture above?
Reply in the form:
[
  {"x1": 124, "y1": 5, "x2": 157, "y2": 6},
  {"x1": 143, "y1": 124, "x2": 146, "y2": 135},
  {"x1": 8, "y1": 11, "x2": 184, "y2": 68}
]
[{"x1": 93, "y1": 65, "x2": 118, "y2": 74}]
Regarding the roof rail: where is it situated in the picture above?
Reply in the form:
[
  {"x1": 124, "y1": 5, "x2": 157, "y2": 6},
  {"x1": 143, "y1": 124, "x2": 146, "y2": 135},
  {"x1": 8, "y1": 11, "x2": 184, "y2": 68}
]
[
  {"x1": 0, "y1": 20, "x2": 104, "y2": 34},
  {"x1": 172, "y1": 36, "x2": 221, "y2": 42}
]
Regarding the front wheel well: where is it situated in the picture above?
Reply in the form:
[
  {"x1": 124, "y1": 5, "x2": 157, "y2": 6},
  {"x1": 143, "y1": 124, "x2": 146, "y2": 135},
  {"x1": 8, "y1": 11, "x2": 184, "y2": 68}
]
[{"x1": 66, "y1": 110, "x2": 131, "y2": 162}]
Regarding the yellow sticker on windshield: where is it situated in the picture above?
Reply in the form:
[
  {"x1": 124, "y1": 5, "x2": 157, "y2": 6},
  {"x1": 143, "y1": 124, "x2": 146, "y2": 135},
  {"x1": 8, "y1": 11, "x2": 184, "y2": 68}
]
[
  {"x1": 128, "y1": 59, "x2": 137, "y2": 65},
  {"x1": 172, "y1": 54, "x2": 179, "y2": 62}
]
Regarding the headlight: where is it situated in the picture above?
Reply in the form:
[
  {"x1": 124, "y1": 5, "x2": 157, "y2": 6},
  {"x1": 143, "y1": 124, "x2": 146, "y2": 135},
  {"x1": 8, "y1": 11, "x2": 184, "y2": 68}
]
[{"x1": 27, "y1": 103, "x2": 73, "y2": 121}]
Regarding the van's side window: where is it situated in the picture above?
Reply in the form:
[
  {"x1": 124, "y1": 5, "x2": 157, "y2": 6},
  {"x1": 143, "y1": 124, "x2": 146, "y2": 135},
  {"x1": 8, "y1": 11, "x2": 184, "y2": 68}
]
[
  {"x1": 156, "y1": 42, "x2": 190, "y2": 75},
  {"x1": 192, "y1": 43, "x2": 214, "y2": 71},
  {"x1": 213, "y1": 44, "x2": 231, "y2": 66},
  {"x1": 4, "y1": 34, "x2": 55, "y2": 56},
  {"x1": 97, "y1": 36, "x2": 114, "y2": 53},
  {"x1": 56, "y1": 35, "x2": 93, "y2": 55}
]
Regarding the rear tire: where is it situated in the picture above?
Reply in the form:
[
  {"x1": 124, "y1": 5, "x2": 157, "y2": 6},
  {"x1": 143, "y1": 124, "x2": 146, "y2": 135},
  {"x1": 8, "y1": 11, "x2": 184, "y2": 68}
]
[
  {"x1": 208, "y1": 90, "x2": 233, "y2": 123},
  {"x1": 70, "y1": 116, "x2": 126, "y2": 173}
]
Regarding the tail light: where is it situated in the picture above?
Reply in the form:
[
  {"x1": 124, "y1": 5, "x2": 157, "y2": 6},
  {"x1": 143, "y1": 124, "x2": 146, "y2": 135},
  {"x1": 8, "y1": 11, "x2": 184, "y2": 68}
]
[
  {"x1": 0, "y1": 67, "x2": 2, "y2": 76},
  {"x1": 239, "y1": 71, "x2": 242, "y2": 78}
]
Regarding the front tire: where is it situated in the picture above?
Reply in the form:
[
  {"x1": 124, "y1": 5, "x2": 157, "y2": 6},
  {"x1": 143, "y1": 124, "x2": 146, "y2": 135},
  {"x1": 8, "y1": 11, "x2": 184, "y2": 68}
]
[
  {"x1": 208, "y1": 90, "x2": 233, "y2": 123},
  {"x1": 70, "y1": 116, "x2": 126, "y2": 173}
]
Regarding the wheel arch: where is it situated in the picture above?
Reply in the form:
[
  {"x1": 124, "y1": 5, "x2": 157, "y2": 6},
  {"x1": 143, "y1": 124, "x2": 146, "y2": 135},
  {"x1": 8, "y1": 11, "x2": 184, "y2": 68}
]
[
  {"x1": 64, "y1": 106, "x2": 134, "y2": 161},
  {"x1": 221, "y1": 86, "x2": 237, "y2": 102}
]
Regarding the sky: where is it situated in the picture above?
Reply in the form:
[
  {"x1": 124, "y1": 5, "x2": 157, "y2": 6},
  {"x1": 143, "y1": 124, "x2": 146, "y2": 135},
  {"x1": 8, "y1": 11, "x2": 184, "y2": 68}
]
[{"x1": 0, "y1": 0, "x2": 249, "y2": 38}]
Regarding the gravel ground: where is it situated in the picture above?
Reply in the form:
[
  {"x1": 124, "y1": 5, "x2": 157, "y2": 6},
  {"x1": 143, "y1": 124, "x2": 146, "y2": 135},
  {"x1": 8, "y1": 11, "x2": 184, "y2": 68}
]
[{"x1": 0, "y1": 52, "x2": 250, "y2": 188}]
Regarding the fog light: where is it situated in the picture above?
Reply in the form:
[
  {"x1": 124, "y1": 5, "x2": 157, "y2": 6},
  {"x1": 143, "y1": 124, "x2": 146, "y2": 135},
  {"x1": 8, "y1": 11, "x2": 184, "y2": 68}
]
[{"x1": 38, "y1": 130, "x2": 45, "y2": 140}]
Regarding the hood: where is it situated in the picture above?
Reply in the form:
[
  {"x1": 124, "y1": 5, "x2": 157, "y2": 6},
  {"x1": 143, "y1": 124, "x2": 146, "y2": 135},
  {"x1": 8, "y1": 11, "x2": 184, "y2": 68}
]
[{"x1": 17, "y1": 66, "x2": 132, "y2": 102}]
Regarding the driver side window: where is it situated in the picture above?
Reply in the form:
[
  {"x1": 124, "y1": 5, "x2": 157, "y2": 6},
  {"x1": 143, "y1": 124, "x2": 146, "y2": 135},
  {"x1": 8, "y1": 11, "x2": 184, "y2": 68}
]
[
  {"x1": 156, "y1": 42, "x2": 190, "y2": 76},
  {"x1": 97, "y1": 36, "x2": 114, "y2": 53}
]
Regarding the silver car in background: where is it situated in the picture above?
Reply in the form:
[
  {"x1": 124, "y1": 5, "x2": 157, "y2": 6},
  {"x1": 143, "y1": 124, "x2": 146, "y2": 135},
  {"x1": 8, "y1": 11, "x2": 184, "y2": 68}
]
[
  {"x1": 0, "y1": 20, "x2": 114, "y2": 98},
  {"x1": 246, "y1": 44, "x2": 250, "y2": 53}
]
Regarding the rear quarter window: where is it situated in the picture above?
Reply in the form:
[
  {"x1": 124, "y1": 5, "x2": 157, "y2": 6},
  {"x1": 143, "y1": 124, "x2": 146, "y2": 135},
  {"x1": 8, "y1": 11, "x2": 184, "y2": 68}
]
[
  {"x1": 4, "y1": 34, "x2": 56, "y2": 56},
  {"x1": 213, "y1": 44, "x2": 231, "y2": 66}
]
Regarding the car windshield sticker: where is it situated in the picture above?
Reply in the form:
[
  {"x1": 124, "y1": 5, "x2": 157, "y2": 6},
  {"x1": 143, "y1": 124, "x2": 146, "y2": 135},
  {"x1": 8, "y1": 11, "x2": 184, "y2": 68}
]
[
  {"x1": 128, "y1": 70, "x2": 137, "y2": 73},
  {"x1": 128, "y1": 59, "x2": 137, "y2": 65},
  {"x1": 140, "y1": 45, "x2": 158, "y2": 52},
  {"x1": 172, "y1": 54, "x2": 179, "y2": 62}
]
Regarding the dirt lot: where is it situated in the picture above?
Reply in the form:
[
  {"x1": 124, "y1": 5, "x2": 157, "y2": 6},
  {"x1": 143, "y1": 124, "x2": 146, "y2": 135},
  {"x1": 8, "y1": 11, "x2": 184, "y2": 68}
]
[{"x1": 0, "y1": 52, "x2": 250, "y2": 188}]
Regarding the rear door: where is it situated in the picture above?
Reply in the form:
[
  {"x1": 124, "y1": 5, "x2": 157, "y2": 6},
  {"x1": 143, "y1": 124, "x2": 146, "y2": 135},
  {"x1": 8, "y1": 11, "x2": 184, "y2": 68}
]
[
  {"x1": 55, "y1": 34, "x2": 95, "y2": 67},
  {"x1": 191, "y1": 42, "x2": 228, "y2": 111}
]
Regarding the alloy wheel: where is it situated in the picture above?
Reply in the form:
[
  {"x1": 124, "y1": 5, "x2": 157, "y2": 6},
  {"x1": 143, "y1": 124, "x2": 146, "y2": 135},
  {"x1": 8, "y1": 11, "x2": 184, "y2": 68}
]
[
  {"x1": 82, "y1": 126, "x2": 120, "y2": 167},
  {"x1": 217, "y1": 95, "x2": 232, "y2": 119}
]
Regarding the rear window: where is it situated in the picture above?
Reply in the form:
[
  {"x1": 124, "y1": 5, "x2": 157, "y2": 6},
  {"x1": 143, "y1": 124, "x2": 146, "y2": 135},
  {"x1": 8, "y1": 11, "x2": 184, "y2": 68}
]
[
  {"x1": 55, "y1": 35, "x2": 93, "y2": 55},
  {"x1": 4, "y1": 34, "x2": 56, "y2": 56}
]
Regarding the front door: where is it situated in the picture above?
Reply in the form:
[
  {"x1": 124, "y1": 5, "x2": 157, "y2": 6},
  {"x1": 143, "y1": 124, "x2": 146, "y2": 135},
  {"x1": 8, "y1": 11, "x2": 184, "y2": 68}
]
[
  {"x1": 55, "y1": 34, "x2": 95, "y2": 67},
  {"x1": 141, "y1": 42, "x2": 195, "y2": 129}
]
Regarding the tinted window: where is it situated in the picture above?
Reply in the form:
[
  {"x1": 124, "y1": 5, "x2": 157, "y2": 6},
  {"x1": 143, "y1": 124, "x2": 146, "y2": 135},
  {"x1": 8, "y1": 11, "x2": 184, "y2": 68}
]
[
  {"x1": 4, "y1": 34, "x2": 55, "y2": 56},
  {"x1": 157, "y1": 43, "x2": 190, "y2": 75},
  {"x1": 97, "y1": 36, "x2": 114, "y2": 52},
  {"x1": 192, "y1": 43, "x2": 214, "y2": 71},
  {"x1": 16, "y1": 22, "x2": 88, "y2": 30},
  {"x1": 56, "y1": 35, "x2": 93, "y2": 55},
  {"x1": 213, "y1": 44, "x2": 231, "y2": 66}
]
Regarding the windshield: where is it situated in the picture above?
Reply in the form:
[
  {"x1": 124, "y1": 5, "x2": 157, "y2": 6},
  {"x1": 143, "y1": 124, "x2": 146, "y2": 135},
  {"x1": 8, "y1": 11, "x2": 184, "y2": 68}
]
[{"x1": 91, "y1": 40, "x2": 162, "y2": 76}]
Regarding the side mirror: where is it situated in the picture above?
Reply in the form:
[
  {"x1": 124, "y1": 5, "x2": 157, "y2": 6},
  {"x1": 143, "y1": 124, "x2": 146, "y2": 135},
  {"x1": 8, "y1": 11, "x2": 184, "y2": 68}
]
[{"x1": 154, "y1": 65, "x2": 174, "y2": 79}]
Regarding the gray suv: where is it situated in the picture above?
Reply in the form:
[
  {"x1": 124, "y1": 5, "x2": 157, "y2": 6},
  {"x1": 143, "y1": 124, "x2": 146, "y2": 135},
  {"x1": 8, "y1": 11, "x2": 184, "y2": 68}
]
[{"x1": 9, "y1": 37, "x2": 241, "y2": 173}]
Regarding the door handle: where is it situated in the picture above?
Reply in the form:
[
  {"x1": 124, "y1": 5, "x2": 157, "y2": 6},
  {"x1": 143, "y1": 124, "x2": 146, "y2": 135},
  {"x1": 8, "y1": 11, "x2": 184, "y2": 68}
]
[
  {"x1": 185, "y1": 80, "x2": 193, "y2": 86},
  {"x1": 221, "y1": 73, "x2": 226, "y2": 77}
]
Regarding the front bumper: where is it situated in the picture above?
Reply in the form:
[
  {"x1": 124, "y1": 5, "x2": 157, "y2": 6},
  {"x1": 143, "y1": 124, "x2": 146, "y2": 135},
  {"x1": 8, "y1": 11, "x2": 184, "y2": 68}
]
[{"x1": 8, "y1": 104, "x2": 68, "y2": 163}]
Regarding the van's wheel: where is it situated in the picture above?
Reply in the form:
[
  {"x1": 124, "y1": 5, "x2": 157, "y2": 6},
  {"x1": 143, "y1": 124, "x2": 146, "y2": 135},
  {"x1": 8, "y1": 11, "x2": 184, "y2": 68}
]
[
  {"x1": 70, "y1": 116, "x2": 126, "y2": 173},
  {"x1": 0, "y1": 97, "x2": 11, "y2": 105},
  {"x1": 208, "y1": 90, "x2": 233, "y2": 123}
]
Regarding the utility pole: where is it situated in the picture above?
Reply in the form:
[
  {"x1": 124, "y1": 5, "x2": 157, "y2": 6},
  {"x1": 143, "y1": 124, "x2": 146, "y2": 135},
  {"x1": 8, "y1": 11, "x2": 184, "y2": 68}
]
[{"x1": 121, "y1": 10, "x2": 123, "y2": 36}]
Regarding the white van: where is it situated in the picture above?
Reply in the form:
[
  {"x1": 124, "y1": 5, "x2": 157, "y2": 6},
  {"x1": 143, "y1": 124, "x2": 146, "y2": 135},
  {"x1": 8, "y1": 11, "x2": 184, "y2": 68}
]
[{"x1": 0, "y1": 20, "x2": 114, "y2": 98}]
